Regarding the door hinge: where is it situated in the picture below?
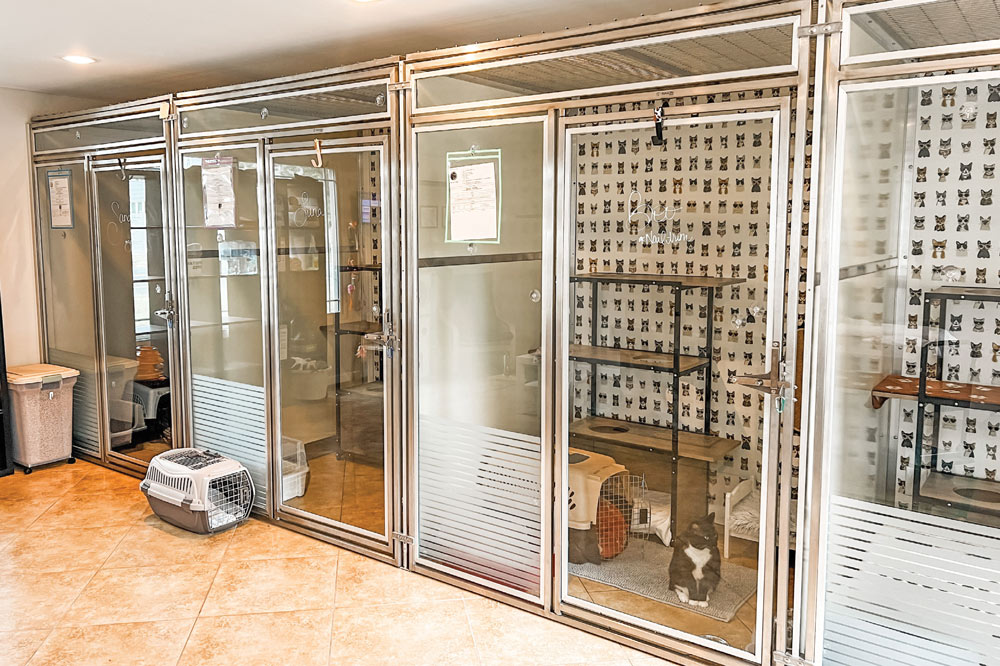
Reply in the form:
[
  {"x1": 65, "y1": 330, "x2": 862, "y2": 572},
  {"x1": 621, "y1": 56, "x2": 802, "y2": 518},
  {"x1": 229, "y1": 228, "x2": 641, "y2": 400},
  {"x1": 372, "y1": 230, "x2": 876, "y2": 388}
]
[
  {"x1": 797, "y1": 21, "x2": 842, "y2": 37},
  {"x1": 391, "y1": 531, "x2": 413, "y2": 544},
  {"x1": 158, "y1": 101, "x2": 177, "y2": 121},
  {"x1": 388, "y1": 81, "x2": 412, "y2": 93},
  {"x1": 772, "y1": 651, "x2": 813, "y2": 666}
]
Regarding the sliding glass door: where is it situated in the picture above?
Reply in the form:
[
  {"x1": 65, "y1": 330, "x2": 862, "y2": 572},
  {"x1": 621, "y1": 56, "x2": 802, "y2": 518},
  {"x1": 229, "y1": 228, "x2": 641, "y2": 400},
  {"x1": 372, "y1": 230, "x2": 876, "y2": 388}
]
[{"x1": 411, "y1": 117, "x2": 550, "y2": 598}]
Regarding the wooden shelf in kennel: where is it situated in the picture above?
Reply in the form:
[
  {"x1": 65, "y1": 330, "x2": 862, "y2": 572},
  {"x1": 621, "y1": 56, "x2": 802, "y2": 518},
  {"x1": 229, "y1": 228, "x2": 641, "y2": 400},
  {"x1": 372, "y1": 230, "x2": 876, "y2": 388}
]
[{"x1": 569, "y1": 416, "x2": 733, "y2": 464}]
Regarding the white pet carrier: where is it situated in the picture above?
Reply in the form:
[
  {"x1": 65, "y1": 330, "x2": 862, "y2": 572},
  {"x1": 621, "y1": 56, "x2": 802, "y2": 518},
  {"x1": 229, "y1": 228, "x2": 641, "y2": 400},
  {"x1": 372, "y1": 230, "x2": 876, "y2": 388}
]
[{"x1": 140, "y1": 448, "x2": 255, "y2": 534}]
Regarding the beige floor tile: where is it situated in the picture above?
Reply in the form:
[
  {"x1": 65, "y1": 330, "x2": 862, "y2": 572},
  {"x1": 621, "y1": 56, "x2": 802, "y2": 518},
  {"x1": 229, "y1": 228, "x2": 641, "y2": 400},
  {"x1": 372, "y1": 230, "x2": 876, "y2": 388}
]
[
  {"x1": 224, "y1": 519, "x2": 342, "y2": 561},
  {"x1": 330, "y1": 600, "x2": 478, "y2": 666},
  {"x1": 28, "y1": 620, "x2": 193, "y2": 666},
  {"x1": 66, "y1": 469, "x2": 142, "y2": 495},
  {"x1": 62, "y1": 563, "x2": 217, "y2": 626},
  {"x1": 0, "y1": 498, "x2": 58, "y2": 531},
  {"x1": 0, "y1": 570, "x2": 94, "y2": 631},
  {"x1": 0, "y1": 532, "x2": 16, "y2": 549},
  {"x1": 0, "y1": 630, "x2": 51, "y2": 666},
  {"x1": 736, "y1": 594, "x2": 757, "y2": 633},
  {"x1": 464, "y1": 597, "x2": 626, "y2": 666},
  {"x1": 0, "y1": 468, "x2": 90, "y2": 501},
  {"x1": 179, "y1": 610, "x2": 332, "y2": 666},
  {"x1": 0, "y1": 527, "x2": 129, "y2": 573},
  {"x1": 568, "y1": 574, "x2": 593, "y2": 601},
  {"x1": 334, "y1": 550, "x2": 466, "y2": 607},
  {"x1": 587, "y1": 590, "x2": 752, "y2": 652},
  {"x1": 28, "y1": 491, "x2": 148, "y2": 531},
  {"x1": 104, "y1": 521, "x2": 233, "y2": 568},
  {"x1": 201, "y1": 556, "x2": 338, "y2": 616}
]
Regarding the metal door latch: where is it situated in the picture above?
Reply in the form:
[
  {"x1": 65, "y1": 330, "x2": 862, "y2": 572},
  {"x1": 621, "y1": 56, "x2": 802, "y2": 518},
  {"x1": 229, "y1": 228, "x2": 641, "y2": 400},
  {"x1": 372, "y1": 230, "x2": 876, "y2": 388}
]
[
  {"x1": 391, "y1": 531, "x2": 413, "y2": 544},
  {"x1": 363, "y1": 329, "x2": 399, "y2": 358},
  {"x1": 729, "y1": 347, "x2": 790, "y2": 397},
  {"x1": 153, "y1": 295, "x2": 176, "y2": 327}
]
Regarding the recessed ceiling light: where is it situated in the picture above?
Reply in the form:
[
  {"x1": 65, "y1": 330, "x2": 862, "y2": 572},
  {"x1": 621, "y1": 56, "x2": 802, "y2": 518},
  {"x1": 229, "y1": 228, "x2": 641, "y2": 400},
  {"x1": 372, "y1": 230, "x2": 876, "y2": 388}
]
[{"x1": 61, "y1": 55, "x2": 97, "y2": 65}]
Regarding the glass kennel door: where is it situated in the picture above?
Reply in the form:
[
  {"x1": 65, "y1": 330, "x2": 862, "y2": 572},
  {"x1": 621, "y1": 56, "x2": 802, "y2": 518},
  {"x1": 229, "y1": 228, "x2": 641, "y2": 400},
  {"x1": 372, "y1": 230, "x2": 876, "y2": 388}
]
[
  {"x1": 412, "y1": 117, "x2": 549, "y2": 599},
  {"x1": 559, "y1": 112, "x2": 789, "y2": 661},
  {"x1": 91, "y1": 155, "x2": 177, "y2": 467},
  {"x1": 269, "y1": 139, "x2": 393, "y2": 545},
  {"x1": 817, "y1": 69, "x2": 1000, "y2": 665}
]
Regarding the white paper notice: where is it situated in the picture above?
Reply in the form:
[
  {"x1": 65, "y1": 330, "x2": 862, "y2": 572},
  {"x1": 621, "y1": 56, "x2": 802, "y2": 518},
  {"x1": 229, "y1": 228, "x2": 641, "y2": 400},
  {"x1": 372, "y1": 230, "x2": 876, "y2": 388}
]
[
  {"x1": 201, "y1": 157, "x2": 237, "y2": 228},
  {"x1": 48, "y1": 172, "x2": 73, "y2": 228},
  {"x1": 448, "y1": 162, "x2": 498, "y2": 241}
]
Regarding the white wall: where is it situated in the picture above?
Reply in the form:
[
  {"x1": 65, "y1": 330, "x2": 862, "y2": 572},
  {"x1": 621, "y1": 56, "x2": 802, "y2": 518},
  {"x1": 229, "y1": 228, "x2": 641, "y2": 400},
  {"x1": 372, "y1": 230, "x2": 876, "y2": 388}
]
[{"x1": 0, "y1": 87, "x2": 101, "y2": 367}]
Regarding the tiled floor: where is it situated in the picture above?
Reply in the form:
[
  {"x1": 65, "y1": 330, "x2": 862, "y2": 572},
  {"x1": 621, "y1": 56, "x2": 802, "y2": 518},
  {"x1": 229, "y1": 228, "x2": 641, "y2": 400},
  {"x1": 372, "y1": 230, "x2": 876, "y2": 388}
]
[{"x1": 0, "y1": 461, "x2": 675, "y2": 666}]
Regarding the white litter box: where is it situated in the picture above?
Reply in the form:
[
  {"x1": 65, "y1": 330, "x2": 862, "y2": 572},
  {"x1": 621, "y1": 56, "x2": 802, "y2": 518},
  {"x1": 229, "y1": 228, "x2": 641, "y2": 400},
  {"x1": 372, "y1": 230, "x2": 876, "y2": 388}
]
[
  {"x1": 281, "y1": 436, "x2": 309, "y2": 501},
  {"x1": 141, "y1": 448, "x2": 254, "y2": 533}
]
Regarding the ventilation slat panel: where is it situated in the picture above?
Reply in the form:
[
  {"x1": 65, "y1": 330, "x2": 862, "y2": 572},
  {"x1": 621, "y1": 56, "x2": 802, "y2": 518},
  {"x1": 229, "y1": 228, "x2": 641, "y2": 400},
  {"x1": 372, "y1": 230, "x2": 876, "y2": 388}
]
[
  {"x1": 191, "y1": 374, "x2": 267, "y2": 510},
  {"x1": 418, "y1": 415, "x2": 541, "y2": 596},
  {"x1": 823, "y1": 496, "x2": 1000, "y2": 665}
]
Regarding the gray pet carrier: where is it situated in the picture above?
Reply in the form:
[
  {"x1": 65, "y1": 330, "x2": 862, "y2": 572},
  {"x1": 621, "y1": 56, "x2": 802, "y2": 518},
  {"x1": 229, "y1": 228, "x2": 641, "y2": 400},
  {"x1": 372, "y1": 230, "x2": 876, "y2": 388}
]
[{"x1": 140, "y1": 448, "x2": 254, "y2": 534}]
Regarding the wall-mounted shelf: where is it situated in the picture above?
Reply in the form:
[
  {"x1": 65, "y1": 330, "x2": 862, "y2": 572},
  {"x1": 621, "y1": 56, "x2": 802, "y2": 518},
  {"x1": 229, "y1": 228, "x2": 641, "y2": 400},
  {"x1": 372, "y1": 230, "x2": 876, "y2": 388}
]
[
  {"x1": 568, "y1": 344, "x2": 708, "y2": 375},
  {"x1": 871, "y1": 374, "x2": 1000, "y2": 411},
  {"x1": 570, "y1": 416, "x2": 733, "y2": 463},
  {"x1": 571, "y1": 272, "x2": 745, "y2": 290}
]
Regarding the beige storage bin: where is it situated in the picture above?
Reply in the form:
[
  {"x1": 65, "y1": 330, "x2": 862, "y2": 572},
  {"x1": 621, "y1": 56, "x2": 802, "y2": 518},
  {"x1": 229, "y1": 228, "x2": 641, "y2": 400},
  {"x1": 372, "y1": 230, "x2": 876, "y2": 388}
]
[{"x1": 6, "y1": 364, "x2": 80, "y2": 472}]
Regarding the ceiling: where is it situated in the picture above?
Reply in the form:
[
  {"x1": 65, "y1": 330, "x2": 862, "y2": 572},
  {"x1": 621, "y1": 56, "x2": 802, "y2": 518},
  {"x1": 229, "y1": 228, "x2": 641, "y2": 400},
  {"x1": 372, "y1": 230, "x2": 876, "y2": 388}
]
[{"x1": 1, "y1": 0, "x2": 707, "y2": 104}]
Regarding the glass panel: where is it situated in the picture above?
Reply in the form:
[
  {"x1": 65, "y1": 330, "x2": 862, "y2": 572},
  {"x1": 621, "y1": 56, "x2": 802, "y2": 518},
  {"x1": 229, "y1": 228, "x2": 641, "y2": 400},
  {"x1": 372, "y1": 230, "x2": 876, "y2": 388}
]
[
  {"x1": 179, "y1": 82, "x2": 388, "y2": 135},
  {"x1": 416, "y1": 120, "x2": 544, "y2": 595},
  {"x1": 415, "y1": 19, "x2": 795, "y2": 109},
  {"x1": 272, "y1": 147, "x2": 387, "y2": 536},
  {"x1": 181, "y1": 147, "x2": 268, "y2": 508},
  {"x1": 36, "y1": 163, "x2": 101, "y2": 456},
  {"x1": 94, "y1": 162, "x2": 172, "y2": 464},
  {"x1": 563, "y1": 117, "x2": 778, "y2": 654},
  {"x1": 34, "y1": 115, "x2": 164, "y2": 152},
  {"x1": 847, "y1": 0, "x2": 1000, "y2": 60},
  {"x1": 821, "y1": 75, "x2": 1000, "y2": 665}
]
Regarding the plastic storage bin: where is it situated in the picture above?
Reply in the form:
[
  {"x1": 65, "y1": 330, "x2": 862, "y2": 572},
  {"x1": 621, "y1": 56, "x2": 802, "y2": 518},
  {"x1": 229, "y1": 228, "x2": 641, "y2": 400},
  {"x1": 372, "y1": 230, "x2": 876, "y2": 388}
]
[{"x1": 6, "y1": 364, "x2": 80, "y2": 473}]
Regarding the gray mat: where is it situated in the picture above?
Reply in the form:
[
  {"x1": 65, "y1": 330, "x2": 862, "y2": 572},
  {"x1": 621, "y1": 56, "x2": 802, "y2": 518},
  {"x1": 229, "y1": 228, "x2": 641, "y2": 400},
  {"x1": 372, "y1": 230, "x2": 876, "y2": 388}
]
[{"x1": 569, "y1": 539, "x2": 757, "y2": 622}]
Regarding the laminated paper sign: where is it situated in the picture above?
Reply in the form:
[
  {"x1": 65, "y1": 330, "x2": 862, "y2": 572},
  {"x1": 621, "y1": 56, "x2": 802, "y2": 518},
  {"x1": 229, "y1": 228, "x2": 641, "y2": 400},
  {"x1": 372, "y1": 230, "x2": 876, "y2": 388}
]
[
  {"x1": 201, "y1": 157, "x2": 237, "y2": 228},
  {"x1": 47, "y1": 169, "x2": 74, "y2": 229},
  {"x1": 448, "y1": 162, "x2": 498, "y2": 242}
]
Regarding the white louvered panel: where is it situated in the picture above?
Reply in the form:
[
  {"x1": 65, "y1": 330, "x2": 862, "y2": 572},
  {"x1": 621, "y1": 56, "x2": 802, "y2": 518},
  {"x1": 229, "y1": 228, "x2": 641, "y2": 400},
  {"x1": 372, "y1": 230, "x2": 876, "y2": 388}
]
[
  {"x1": 418, "y1": 416, "x2": 542, "y2": 595},
  {"x1": 69, "y1": 369, "x2": 100, "y2": 456},
  {"x1": 823, "y1": 496, "x2": 1000, "y2": 666},
  {"x1": 191, "y1": 374, "x2": 267, "y2": 509}
]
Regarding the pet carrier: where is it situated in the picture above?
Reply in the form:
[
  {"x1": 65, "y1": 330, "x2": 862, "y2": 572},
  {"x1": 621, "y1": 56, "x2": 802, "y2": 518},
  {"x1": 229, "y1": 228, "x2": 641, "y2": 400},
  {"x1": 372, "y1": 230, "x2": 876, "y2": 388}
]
[{"x1": 140, "y1": 448, "x2": 254, "y2": 534}]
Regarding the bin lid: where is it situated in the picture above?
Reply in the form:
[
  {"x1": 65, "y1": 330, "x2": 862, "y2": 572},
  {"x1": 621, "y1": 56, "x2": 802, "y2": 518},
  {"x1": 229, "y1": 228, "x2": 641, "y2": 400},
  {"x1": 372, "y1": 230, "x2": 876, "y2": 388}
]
[{"x1": 7, "y1": 363, "x2": 81, "y2": 385}]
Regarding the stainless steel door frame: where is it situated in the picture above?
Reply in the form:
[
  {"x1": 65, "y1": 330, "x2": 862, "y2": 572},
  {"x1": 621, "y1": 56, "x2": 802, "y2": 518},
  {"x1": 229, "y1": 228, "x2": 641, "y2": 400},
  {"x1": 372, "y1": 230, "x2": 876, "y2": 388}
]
[
  {"x1": 174, "y1": 139, "x2": 275, "y2": 514},
  {"x1": 89, "y1": 151, "x2": 178, "y2": 472},
  {"x1": 551, "y1": 100, "x2": 794, "y2": 666},
  {"x1": 264, "y1": 136, "x2": 399, "y2": 560},
  {"x1": 405, "y1": 113, "x2": 555, "y2": 604}
]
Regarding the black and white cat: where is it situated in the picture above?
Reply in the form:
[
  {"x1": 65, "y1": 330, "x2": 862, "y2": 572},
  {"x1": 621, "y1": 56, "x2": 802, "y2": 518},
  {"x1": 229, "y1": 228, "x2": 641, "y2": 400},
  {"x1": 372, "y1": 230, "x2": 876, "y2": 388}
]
[{"x1": 668, "y1": 514, "x2": 721, "y2": 608}]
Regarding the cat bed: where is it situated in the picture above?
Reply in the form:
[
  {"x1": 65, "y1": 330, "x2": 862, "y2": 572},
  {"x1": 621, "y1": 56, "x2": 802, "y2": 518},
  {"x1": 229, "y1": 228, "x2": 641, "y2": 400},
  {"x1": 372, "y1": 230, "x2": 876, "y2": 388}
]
[
  {"x1": 631, "y1": 489, "x2": 672, "y2": 547},
  {"x1": 724, "y1": 480, "x2": 798, "y2": 558}
]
